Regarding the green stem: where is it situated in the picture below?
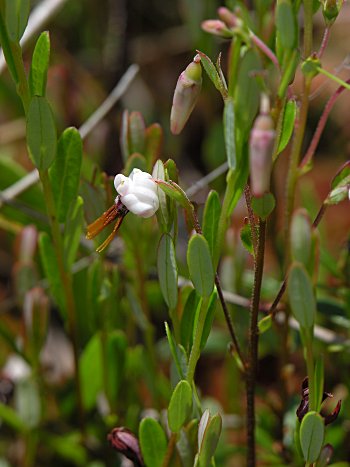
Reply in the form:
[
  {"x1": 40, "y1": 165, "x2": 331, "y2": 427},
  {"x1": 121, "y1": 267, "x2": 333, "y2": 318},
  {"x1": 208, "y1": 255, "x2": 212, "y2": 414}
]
[
  {"x1": 246, "y1": 219, "x2": 266, "y2": 467},
  {"x1": 317, "y1": 67, "x2": 350, "y2": 91},
  {"x1": 303, "y1": 0, "x2": 313, "y2": 57},
  {"x1": 39, "y1": 170, "x2": 85, "y2": 433},
  {"x1": 0, "y1": 10, "x2": 30, "y2": 113},
  {"x1": 186, "y1": 297, "x2": 208, "y2": 384}
]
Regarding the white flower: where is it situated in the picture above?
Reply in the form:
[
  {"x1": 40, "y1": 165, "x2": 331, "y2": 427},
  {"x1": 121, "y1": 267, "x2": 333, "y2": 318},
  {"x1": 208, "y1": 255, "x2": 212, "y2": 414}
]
[
  {"x1": 3, "y1": 354, "x2": 31, "y2": 383},
  {"x1": 114, "y1": 168, "x2": 159, "y2": 218}
]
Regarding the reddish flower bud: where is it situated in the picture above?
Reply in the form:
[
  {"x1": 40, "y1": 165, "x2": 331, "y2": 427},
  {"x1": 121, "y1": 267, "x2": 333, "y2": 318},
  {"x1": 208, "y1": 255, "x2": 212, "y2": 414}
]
[
  {"x1": 249, "y1": 96, "x2": 275, "y2": 197},
  {"x1": 217, "y1": 7, "x2": 241, "y2": 28},
  {"x1": 201, "y1": 19, "x2": 233, "y2": 38},
  {"x1": 170, "y1": 55, "x2": 202, "y2": 135},
  {"x1": 108, "y1": 427, "x2": 144, "y2": 466}
]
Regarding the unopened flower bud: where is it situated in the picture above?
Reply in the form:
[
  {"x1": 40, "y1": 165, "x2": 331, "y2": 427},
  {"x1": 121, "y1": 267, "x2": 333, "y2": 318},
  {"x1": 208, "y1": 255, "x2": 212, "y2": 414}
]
[
  {"x1": 322, "y1": 0, "x2": 340, "y2": 25},
  {"x1": 170, "y1": 55, "x2": 202, "y2": 135},
  {"x1": 249, "y1": 96, "x2": 275, "y2": 197},
  {"x1": 201, "y1": 19, "x2": 233, "y2": 38},
  {"x1": 217, "y1": 7, "x2": 241, "y2": 28},
  {"x1": 114, "y1": 168, "x2": 159, "y2": 218},
  {"x1": 108, "y1": 427, "x2": 144, "y2": 466}
]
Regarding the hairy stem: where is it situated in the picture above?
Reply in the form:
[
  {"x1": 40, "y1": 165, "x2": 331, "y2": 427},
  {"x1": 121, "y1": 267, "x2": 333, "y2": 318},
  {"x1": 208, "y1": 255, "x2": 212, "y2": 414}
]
[{"x1": 246, "y1": 219, "x2": 266, "y2": 467}]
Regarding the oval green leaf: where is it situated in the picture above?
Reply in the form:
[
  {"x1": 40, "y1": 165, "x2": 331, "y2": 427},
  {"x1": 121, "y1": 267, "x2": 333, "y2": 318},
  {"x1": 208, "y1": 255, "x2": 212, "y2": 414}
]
[
  {"x1": 198, "y1": 413, "x2": 222, "y2": 466},
  {"x1": 202, "y1": 190, "x2": 221, "y2": 260},
  {"x1": 157, "y1": 234, "x2": 178, "y2": 309},
  {"x1": 223, "y1": 97, "x2": 236, "y2": 169},
  {"x1": 139, "y1": 418, "x2": 167, "y2": 467},
  {"x1": 300, "y1": 411, "x2": 325, "y2": 463},
  {"x1": 288, "y1": 262, "x2": 316, "y2": 330},
  {"x1": 187, "y1": 234, "x2": 214, "y2": 298},
  {"x1": 49, "y1": 127, "x2": 82, "y2": 222},
  {"x1": 27, "y1": 96, "x2": 57, "y2": 171},
  {"x1": 277, "y1": 99, "x2": 296, "y2": 155},
  {"x1": 5, "y1": 0, "x2": 30, "y2": 42},
  {"x1": 168, "y1": 380, "x2": 193, "y2": 433},
  {"x1": 29, "y1": 31, "x2": 50, "y2": 97},
  {"x1": 251, "y1": 193, "x2": 275, "y2": 220},
  {"x1": 180, "y1": 289, "x2": 201, "y2": 353}
]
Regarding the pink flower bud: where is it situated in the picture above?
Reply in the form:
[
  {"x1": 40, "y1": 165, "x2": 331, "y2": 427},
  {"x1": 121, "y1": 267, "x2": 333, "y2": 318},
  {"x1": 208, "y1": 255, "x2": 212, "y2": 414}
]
[
  {"x1": 170, "y1": 55, "x2": 202, "y2": 135},
  {"x1": 108, "y1": 427, "x2": 144, "y2": 466},
  {"x1": 217, "y1": 7, "x2": 240, "y2": 28},
  {"x1": 201, "y1": 19, "x2": 232, "y2": 38},
  {"x1": 249, "y1": 98, "x2": 275, "y2": 197}
]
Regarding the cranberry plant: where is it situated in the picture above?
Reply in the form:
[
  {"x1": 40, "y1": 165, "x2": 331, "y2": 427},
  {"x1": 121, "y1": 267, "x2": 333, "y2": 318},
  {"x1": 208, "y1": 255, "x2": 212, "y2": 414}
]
[{"x1": 0, "y1": 1, "x2": 349, "y2": 467}]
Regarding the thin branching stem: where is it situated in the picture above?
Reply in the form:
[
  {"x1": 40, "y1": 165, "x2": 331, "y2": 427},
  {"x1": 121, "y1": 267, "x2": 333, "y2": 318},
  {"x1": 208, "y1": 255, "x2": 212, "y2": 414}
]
[{"x1": 246, "y1": 219, "x2": 266, "y2": 467}]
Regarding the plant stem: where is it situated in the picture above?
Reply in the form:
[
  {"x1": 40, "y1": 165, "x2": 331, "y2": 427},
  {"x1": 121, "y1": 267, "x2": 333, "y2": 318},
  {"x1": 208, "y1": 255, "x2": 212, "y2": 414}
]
[
  {"x1": 317, "y1": 67, "x2": 350, "y2": 91},
  {"x1": 246, "y1": 218, "x2": 266, "y2": 467},
  {"x1": 39, "y1": 170, "x2": 85, "y2": 433},
  {"x1": 162, "y1": 433, "x2": 177, "y2": 467},
  {"x1": 318, "y1": 27, "x2": 330, "y2": 58},
  {"x1": 300, "y1": 79, "x2": 349, "y2": 169},
  {"x1": 303, "y1": 0, "x2": 313, "y2": 58},
  {"x1": 244, "y1": 185, "x2": 258, "y2": 256}
]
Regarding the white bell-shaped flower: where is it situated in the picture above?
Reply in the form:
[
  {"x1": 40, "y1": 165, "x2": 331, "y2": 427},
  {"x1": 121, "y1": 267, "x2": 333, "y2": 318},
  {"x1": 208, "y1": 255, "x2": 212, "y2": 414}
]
[{"x1": 114, "y1": 168, "x2": 159, "y2": 218}]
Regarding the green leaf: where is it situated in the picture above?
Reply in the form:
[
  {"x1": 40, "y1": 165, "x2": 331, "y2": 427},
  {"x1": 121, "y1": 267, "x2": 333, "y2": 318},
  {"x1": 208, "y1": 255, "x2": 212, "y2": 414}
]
[
  {"x1": 200, "y1": 289, "x2": 217, "y2": 351},
  {"x1": 276, "y1": 99, "x2": 296, "y2": 155},
  {"x1": 251, "y1": 193, "x2": 275, "y2": 220},
  {"x1": 165, "y1": 322, "x2": 185, "y2": 379},
  {"x1": 234, "y1": 49, "x2": 261, "y2": 133},
  {"x1": 50, "y1": 127, "x2": 83, "y2": 222},
  {"x1": 202, "y1": 190, "x2": 221, "y2": 260},
  {"x1": 168, "y1": 380, "x2": 193, "y2": 432},
  {"x1": 15, "y1": 380, "x2": 41, "y2": 429},
  {"x1": 180, "y1": 289, "x2": 201, "y2": 353},
  {"x1": 79, "y1": 333, "x2": 103, "y2": 410},
  {"x1": 223, "y1": 97, "x2": 236, "y2": 169},
  {"x1": 124, "y1": 153, "x2": 147, "y2": 174},
  {"x1": 152, "y1": 160, "x2": 169, "y2": 229},
  {"x1": 326, "y1": 160, "x2": 350, "y2": 205},
  {"x1": 187, "y1": 234, "x2": 214, "y2": 298},
  {"x1": 290, "y1": 209, "x2": 312, "y2": 267},
  {"x1": 29, "y1": 31, "x2": 50, "y2": 97},
  {"x1": 196, "y1": 50, "x2": 227, "y2": 99},
  {"x1": 27, "y1": 96, "x2": 57, "y2": 171},
  {"x1": 314, "y1": 356, "x2": 324, "y2": 412},
  {"x1": 63, "y1": 196, "x2": 84, "y2": 270},
  {"x1": 157, "y1": 234, "x2": 178, "y2": 309},
  {"x1": 38, "y1": 232, "x2": 65, "y2": 316},
  {"x1": 0, "y1": 402, "x2": 28, "y2": 433},
  {"x1": 258, "y1": 315, "x2": 272, "y2": 334},
  {"x1": 198, "y1": 412, "x2": 222, "y2": 467},
  {"x1": 145, "y1": 124, "x2": 163, "y2": 165},
  {"x1": 120, "y1": 110, "x2": 129, "y2": 162},
  {"x1": 5, "y1": 0, "x2": 30, "y2": 42},
  {"x1": 276, "y1": 0, "x2": 297, "y2": 50},
  {"x1": 331, "y1": 161, "x2": 350, "y2": 190},
  {"x1": 128, "y1": 111, "x2": 146, "y2": 155},
  {"x1": 300, "y1": 411, "x2": 325, "y2": 463},
  {"x1": 139, "y1": 418, "x2": 167, "y2": 467},
  {"x1": 106, "y1": 331, "x2": 127, "y2": 405},
  {"x1": 240, "y1": 223, "x2": 254, "y2": 255},
  {"x1": 156, "y1": 180, "x2": 193, "y2": 212},
  {"x1": 288, "y1": 262, "x2": 316, "y2": 330}
]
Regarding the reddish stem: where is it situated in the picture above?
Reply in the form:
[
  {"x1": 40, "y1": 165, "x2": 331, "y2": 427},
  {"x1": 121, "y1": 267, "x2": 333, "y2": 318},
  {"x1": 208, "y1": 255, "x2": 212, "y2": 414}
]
[
  {"x1": 318, "y1": 27, "x2": 331, "y2": 59},
  {"x1": 300, "y1": 78, "x2": 350, "y2": 169}
]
